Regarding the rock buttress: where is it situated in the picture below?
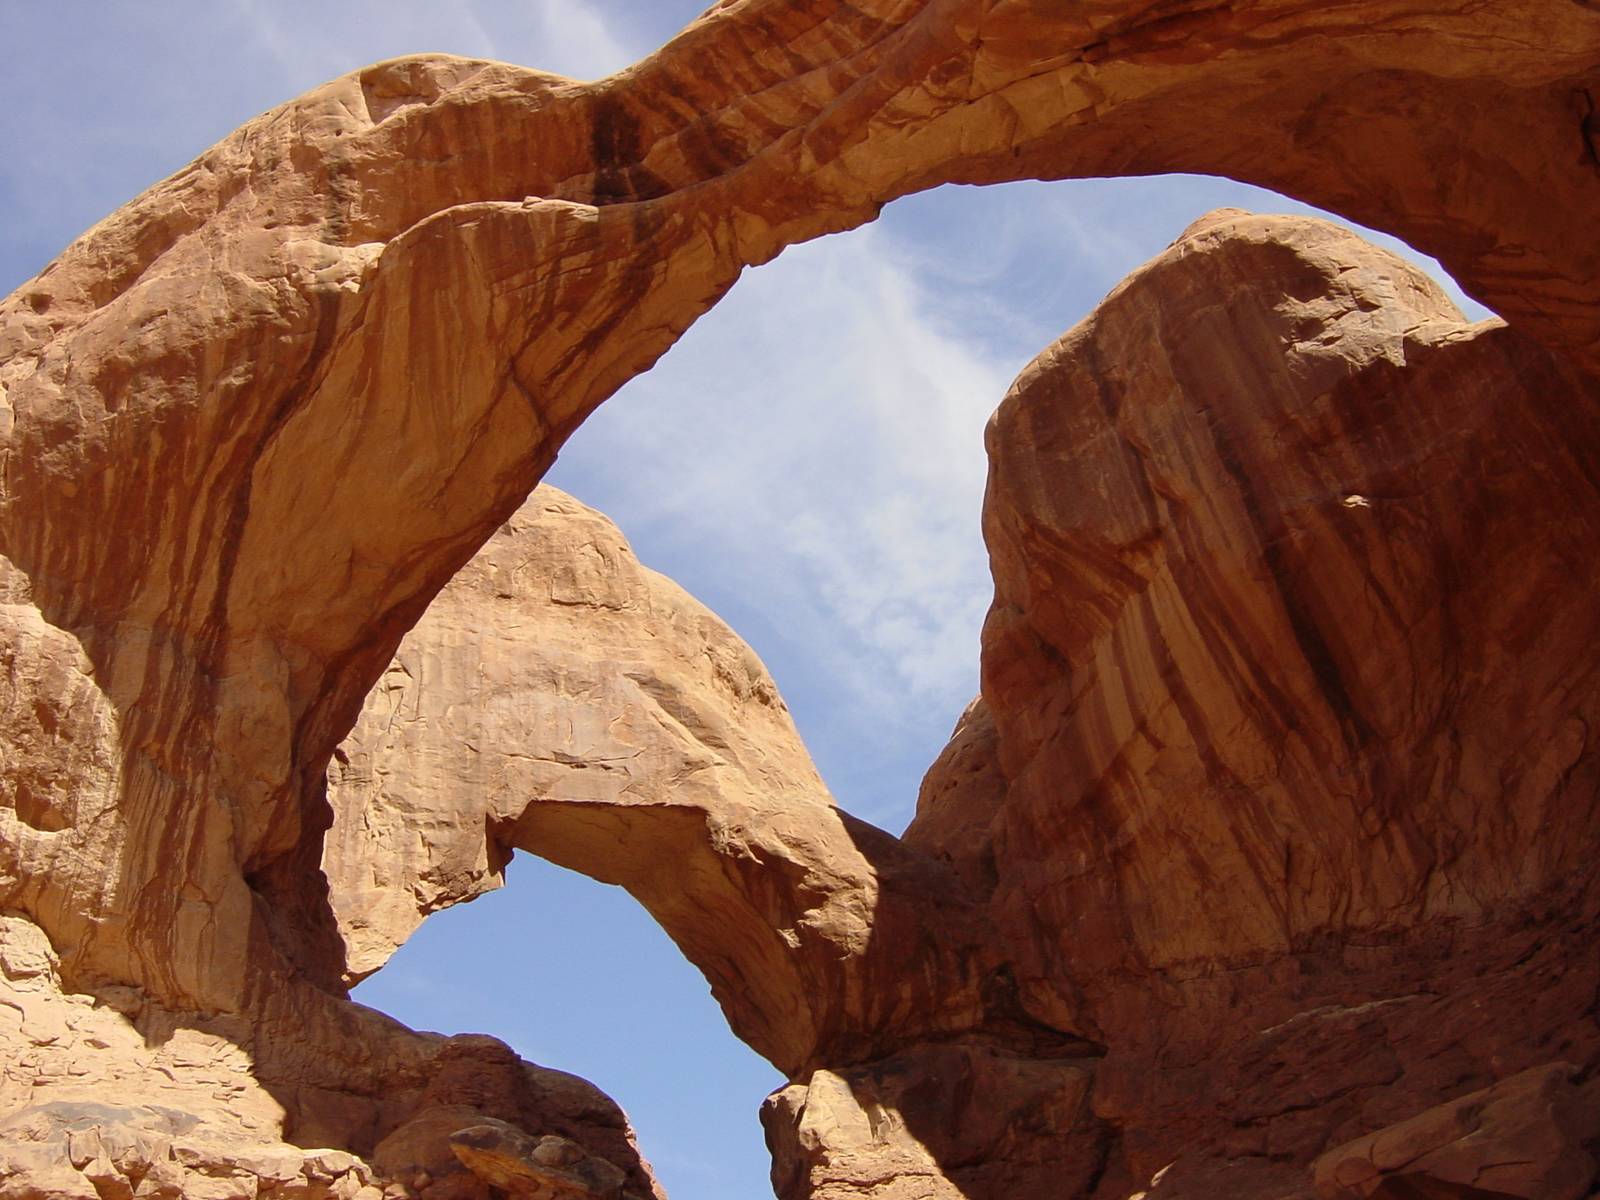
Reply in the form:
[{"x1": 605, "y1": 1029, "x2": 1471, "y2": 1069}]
[{"x1": 900, "y1": 210, "x2": 1600, "y2": 1199}]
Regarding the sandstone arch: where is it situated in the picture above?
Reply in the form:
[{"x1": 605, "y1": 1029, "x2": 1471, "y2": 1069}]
[
  {"x1": 321, "y1": 487, "x2": 1000, "y2": 1079},
  {"x1": 2, "y1": 0, "x2": 1597, "y2": 1011},
  {"x1": 2, "y1": 2, "x2": 1599, "y2": 1197}
]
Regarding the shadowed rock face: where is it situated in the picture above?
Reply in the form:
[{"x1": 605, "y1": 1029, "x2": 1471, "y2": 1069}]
[
  {"x1": 1313, "y1": 1063, "x2": 1600, "y2": 1200},
  {"x1": 0, "y1": 906, "x2": 665, "y2": 1200},
  {"x1": 1, "y1": 1, "x2": 1599, "y2": 1198},
  {"x1": 905, "y1": 211, "x2": 1600, "y2": 1198}
]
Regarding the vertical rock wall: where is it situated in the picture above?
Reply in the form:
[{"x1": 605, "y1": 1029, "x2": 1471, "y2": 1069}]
[{"x1": 906, "y1": 210, "x2": 1600, "y2": 1198}]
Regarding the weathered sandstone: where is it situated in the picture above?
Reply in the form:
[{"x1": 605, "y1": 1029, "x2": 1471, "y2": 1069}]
[
  {"x1": 763, "y1": 1043, "x2": 1105, "y2": 1200},
  {"x1": 0, "y1": 0, "x2": 1596, "y2": 1030},
  {"x1": 1, "y1": 1, "x2": 1599, "y2": 1198},
  {"x1": 323, "y1": 487, "x2": 995, "y2": 1077},
  {"x1": 448, "y1": 1125, "x2": 628, "y2": 1200},
  {"x1": 0, "y1": 900, "x2": 662, "y2": 1200},
  {"x1": 1313, "y1": 1063, "x2": 1600, "y2": 1200},
  {"x1": 911, "y1": 208, "x2": 1600, "y2": 1197},
  {"x1": 979, "y1": 207, "x2": 1600, "y2": 1011},
  {"x1": 318, "y1": 206, "x2": 1600, "y2": 1200}
]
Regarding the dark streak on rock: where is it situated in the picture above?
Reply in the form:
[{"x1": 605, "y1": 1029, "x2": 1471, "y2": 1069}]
[{"x1": 1579, "y1": 88, "x2": 1600, "y2": 170}]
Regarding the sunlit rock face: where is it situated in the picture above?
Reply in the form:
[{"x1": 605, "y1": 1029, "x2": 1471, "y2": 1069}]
[
  {"x1": 1, "y1": 0, "x2": 1599, "y2": 1196},
  {"x1": 903, "y1": 209, "x2": 1600, "y2": 1198},
  {"x1": 322, "y1": 486, "x2": 996, "y2": 1080},
  {"x1": 980, "y1": 210, "x2": 1600, "y2": 997}
]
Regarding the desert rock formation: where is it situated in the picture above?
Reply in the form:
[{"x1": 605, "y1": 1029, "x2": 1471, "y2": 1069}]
[
  {"x1": 322, "y1": 487, "x2": 994, "y2": 1078},
  {"x1": 0, "y1": 900, "x2": 663, "y2": 1200},
  {"x1": 745, "y1": 208, "x2": 1600, "y2": 1200},
  {"x1": 328, "y1": 212, "x2": 1600, "y2": 1200},
  {"x1": 912, "y1": 208, "x2": 1600, "y2": 1198},
  {"x1": 1313, "y1": 1063, "x2": 1600, "y2": 1200},
  {"x1": 2, "y1": 1, "x2": 1600, "y2": 1198}
]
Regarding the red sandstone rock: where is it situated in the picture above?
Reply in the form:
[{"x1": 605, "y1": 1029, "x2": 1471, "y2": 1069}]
[
  {"x1": 1, "y1": 3, "x2": 1599, "y2": 1197},
  {"x1": 323, "y1": 487, "x2": 995, "y2": 1077},
  {"x1": 949, "y1": 210, "x2": 1600, "y2": 1196},
  {"x1": 450, "y1": 1124, "x2": 627, "y2": 1200},
  {"x1": 1313, "y1": 1063, "x2": 1600, "y2": 1200},
  {"x1": 763, "y1": 1044, "x2": 1104, "y2": 1200},
  {"x1": 903, "y1": 697, "x2": 1005, "y2": 899},
  {"x1": 2, "y1": 1, "x2": 1598, "y2": 1040}
]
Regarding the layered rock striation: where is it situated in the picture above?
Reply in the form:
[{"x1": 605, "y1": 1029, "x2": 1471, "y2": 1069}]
[
  {"x1": 906, "y1": 210, "x2": 1600, "y2": 1197},
  {"x1": 1, "y1": 1, "x2": 1599, "y2": 1197},
  {"x1": 322, "y1": 487, "x2": 995, "y2": 1079},
  {"x1": 318, "y1": 211, "x2": 1600, "y2": 1200}
]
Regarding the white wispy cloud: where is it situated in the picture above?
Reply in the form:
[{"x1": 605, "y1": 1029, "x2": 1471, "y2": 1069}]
[
  {"x1": 217, "y1": 0, "x2": 643, "y2": 98},
  {"x1": 521, "y1": 0, "x2": 635, "y2": 78},
  {"x1": 225, "y1": 0, "x2": 358, "y2": 85},
  {"x1": 547, "y1": 217, "x2": 1019, "y2": 827}
]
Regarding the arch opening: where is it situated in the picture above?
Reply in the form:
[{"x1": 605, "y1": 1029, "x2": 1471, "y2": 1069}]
[
  {"x1": 352, "y1": 852, "x2": 782, "y2": 1200},
  {"x1": 325, "y1": 169, "x2": 1503, "y2": 1200}
]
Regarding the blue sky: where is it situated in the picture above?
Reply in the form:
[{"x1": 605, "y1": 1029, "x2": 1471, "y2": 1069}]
[{"x1": 0, "y1": 4, "x2": 1493, "y2": 1198}]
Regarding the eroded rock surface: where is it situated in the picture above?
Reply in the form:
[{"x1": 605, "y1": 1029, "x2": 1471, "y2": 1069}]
[
  {"x1": 902, "y1": 210, "x2": 1600, "y2": 1197},
  {"x1": 1313, "y1": 1063, "x2": 1600, "y2": 1200},
  {"x1": 314, "y1": 209, "x2": 1600, "y2": 1200},
  {"x1": 449, "y1": 1125, "x2": 627, "y2": 1200},
  {"x1": 2, "y1": 0, "x2": 1598, "y2": 1030},
  {"x1": 764, "y1": 1043, "x2": 1104, "y2": 1200},
  {"x1": 2, "y1": 1, "x2": 1600, "y2": 1198},
  {"x1": 323, "y1": 487, "x2": 995, "y2": 1077},
  {"x1": 0, "y1": 905, "x2": 661, "y2": 1200}
]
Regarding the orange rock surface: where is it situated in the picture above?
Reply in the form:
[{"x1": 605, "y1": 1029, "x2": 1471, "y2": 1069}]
[
  {"x1": 1, "y1": 1, "x2": 1599, "y2": 1197},
  {"x1": 932, "y1": 208, "x2": 1600, "y2": 1198},
  {"x1": 323, "y1": 487, "x2": 994, "y2": 1078}
]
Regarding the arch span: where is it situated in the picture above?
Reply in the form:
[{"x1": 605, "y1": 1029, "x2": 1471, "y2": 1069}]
[
  {"x1": 2, "y1": 4, "x2": 1599, "y2": 1198},
  {"x1": 1, "y1": 0, "x2": 1596, "y2": 1010}
]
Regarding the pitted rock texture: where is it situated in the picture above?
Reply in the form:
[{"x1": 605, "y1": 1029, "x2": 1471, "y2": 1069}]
[{"x1": 2, "y1": 2, "x2": 1600, "y2": 1199}]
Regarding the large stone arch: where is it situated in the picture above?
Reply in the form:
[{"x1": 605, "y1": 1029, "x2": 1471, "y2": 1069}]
[{"x1": 2, "y1": 3, "x2": 1599, "y2": 1197}]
